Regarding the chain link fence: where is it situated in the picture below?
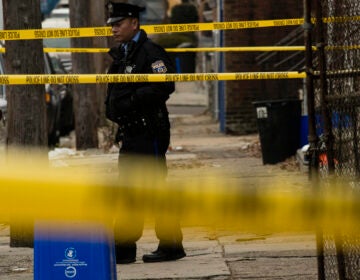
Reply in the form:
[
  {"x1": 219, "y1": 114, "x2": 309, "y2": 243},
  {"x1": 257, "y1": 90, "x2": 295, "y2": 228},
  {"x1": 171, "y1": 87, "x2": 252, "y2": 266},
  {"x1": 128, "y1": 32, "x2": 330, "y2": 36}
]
[{"x1": 309, "y1": 0, "x2": 360, "y2": 279}]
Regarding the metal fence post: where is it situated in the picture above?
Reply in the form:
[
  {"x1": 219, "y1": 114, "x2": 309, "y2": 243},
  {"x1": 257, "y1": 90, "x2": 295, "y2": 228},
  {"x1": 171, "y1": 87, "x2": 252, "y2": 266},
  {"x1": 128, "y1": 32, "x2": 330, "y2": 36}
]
[{"x1": 304, "y1": 0, "x2": 325, "y2": 279}]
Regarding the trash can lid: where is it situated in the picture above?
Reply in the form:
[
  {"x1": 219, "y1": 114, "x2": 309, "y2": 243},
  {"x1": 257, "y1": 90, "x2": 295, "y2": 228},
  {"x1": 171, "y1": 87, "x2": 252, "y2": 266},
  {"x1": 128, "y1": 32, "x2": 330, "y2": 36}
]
[{"x1": 252, "y1": 98, "x2": 301, "y2": 107}]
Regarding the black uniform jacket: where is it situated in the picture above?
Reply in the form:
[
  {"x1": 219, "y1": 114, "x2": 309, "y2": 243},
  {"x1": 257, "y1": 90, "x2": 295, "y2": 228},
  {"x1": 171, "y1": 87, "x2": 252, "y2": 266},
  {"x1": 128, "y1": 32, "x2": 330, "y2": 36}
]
[{"x1": 105, "y1": 29, "x2": 175, "y2": 136}]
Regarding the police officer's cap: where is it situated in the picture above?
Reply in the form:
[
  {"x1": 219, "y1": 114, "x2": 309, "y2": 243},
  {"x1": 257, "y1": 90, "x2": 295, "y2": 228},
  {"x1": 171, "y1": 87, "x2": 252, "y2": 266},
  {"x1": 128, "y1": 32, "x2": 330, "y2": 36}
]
[{"x1": 106, "y1": 2, "x2": 146, "y2": 25}]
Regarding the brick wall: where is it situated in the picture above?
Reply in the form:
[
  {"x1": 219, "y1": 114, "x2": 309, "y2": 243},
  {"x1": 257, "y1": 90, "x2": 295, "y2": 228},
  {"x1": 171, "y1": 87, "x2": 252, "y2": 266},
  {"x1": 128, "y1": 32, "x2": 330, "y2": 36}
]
[{"x1": 223, "y1": 0, "x2": 304, "y2": 134}]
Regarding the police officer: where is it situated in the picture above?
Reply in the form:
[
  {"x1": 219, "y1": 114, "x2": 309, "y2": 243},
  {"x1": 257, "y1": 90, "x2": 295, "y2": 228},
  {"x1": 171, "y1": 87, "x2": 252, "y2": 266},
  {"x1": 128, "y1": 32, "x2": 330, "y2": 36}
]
[{"x1": 105, "y1": 2, "x2": 186, "y2": 264}]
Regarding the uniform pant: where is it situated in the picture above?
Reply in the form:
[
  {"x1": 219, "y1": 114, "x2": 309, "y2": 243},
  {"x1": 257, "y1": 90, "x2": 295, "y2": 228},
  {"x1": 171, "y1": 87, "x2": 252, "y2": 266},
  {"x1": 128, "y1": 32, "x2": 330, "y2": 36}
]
[{"x1": 113, "y1": 130, "x2": 183, "y2": 249}]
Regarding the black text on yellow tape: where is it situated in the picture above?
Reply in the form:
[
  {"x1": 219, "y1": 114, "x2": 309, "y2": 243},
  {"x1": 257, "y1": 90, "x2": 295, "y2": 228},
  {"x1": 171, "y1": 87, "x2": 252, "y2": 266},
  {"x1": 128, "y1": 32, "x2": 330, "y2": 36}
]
[
  {"x1": 1, "y1": 72, "x2": 306, "y2": 85},
  {"x1": 143, "y1": 18, "x2": 304, "y2": 34},
  {"x1": 0, "y1": 27, "x2": 112, "y2": 41},
  {"x1": 6, "y1": 45, "x2": 359, "y2": 54},
  {"x1": 322, "y1": 15, "x2": 360, "y2": 24},
  {"x1": 1, "y1": 16, "x2": 360, "y2": 40},
  {"x1": 0, "y1": 18, "x2": 305, "y2": 40},
  {"x1": 0, "y1": 46, "x2": 310, "y2": 54}
]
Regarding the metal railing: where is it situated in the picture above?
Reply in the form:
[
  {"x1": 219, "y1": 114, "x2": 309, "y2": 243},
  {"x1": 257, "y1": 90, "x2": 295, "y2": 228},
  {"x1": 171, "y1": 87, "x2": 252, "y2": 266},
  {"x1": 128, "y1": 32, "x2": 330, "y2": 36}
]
[{"x1": 306, "y1": 0, "x2": 360, "y2": 279}]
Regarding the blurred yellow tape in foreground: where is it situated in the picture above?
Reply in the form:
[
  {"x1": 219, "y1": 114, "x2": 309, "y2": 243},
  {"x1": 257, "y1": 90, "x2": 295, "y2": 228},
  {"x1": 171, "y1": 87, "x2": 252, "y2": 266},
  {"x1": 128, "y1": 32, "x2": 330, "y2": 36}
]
[
  {"x1": 0, "y1": 72, "x2": 306, "y2": 85},
  {"x1": 0, "y1": 152, "x2": 360, "y2": 234}
]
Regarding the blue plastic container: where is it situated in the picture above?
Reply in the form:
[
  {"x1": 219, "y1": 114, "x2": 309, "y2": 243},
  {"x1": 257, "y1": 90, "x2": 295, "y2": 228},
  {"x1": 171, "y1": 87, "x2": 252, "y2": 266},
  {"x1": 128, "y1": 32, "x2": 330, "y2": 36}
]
[
  {"x1": 315, "y1": 111, "x2": 352, "y2": 136},
  {"x1": 34, "y1": 222, "x2": 117, "y2": 280},
  {"x1": 300, "y1": 115, "x2": 309, "y2": 147}
]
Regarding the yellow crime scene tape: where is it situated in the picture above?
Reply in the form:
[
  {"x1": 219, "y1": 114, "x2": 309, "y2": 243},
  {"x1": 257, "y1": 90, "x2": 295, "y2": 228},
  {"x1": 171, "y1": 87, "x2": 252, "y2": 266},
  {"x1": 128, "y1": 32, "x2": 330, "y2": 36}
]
[
  {"x1": 166, "y1": 46, "x2": 309, "y2": 52},
  {"x1": 54, "y1": 45, "x2": 360, "y2": 53},
  {"x1": 0, "y1": 18, "x2": 305, "y2": 41},
  {"x1": 1, "y1": 17, "x2": 358, "y2": 235},
  {"x1": 43, "y1": 46, "x2": 309, "y2": 53},
  {"x1": 43, "y1": 47, "x2": 110, "y2": 53},
  {"x1": 168, "y1": 45, "x2": 360, "y2": 52},
  {"x1": 0, "y1": 46, "x2": 312, "y2": 53},
  {"x1": 322, "y1": 15, "x2": 360, "y2": 24},
  {"x1": 3, "y1": 46, "x2": 360, "y2": 53},
  {"x1": 0, "y1": 72, "x2": 306, "y2": 85},
  {"x1": 0, "y1": 15, "x2": 359, "y2": 41},
  {"x1": 1, "y1": 151, "x2": 360, "y2": 235}
]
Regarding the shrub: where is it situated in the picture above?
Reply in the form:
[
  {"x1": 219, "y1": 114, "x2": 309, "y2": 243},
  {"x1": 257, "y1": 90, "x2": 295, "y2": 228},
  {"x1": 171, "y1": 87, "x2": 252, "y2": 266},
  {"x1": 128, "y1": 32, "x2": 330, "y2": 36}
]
[
  {"x1": 170, "y1": 3, "x2": 199, "y2": 24},
  {"x1": 154, "y1": 2, "x2": 199, "y2": 48}
]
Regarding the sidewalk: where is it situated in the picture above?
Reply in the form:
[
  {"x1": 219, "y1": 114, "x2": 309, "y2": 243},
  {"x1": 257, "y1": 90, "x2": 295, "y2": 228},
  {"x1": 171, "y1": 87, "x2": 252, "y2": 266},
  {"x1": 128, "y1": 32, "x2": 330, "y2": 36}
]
[
  {"x1": 0, "y1": 82, "x2": 318, "y2": 279},
  {"x1": 167, "y1": 81, "x2": 208, "y2": 107}
]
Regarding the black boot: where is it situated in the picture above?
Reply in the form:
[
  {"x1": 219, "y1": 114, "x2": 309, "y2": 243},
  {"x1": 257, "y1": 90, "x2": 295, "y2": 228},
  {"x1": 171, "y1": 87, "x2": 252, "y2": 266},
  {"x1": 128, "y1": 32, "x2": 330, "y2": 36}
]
[
  {"x1": 115, "y1": 243, "x2": 136, "y2": 264},
  {"x1": 142, "y1": 244, "x2": 186, "y2": 263}
]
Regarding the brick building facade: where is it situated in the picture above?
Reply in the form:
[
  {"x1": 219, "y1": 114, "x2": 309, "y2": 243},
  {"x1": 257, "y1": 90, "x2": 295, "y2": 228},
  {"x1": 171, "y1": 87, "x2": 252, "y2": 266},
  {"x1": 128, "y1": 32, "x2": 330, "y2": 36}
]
[{"x1": 220, "y1": 0, "x2": 304, "y2": 134}]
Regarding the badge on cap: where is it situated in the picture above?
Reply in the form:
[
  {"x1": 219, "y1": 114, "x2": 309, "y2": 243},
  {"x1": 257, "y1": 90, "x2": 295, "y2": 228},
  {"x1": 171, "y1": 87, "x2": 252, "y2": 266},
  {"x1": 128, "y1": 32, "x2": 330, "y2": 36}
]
[
  {"x1": 151, "y1": 60, "x2": 168, "y2": 73},
  {"x1": 107, "y1": 2, "x2": 113, "y2": 14}
]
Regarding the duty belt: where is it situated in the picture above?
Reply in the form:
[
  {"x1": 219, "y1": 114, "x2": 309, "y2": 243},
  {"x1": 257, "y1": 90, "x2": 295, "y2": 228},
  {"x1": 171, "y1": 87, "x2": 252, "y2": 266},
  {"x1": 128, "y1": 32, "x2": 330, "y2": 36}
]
[{"x1": 117, "y1": 114, "x2": 148, "y2": 135}]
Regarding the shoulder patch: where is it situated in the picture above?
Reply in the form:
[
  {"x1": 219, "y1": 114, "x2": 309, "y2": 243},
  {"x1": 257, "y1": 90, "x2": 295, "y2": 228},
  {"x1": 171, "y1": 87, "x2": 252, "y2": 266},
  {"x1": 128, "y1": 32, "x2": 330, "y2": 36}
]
[{"x1": 151, "y1": 60, "x2": 168, "y2": 73}]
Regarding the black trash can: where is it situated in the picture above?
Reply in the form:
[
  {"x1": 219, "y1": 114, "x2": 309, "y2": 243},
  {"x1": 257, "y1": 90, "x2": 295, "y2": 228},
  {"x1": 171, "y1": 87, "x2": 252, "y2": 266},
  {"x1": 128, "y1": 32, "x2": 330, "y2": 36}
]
[{"x1": 253, "y1": 99, "x2": 302, "y2": 164}]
